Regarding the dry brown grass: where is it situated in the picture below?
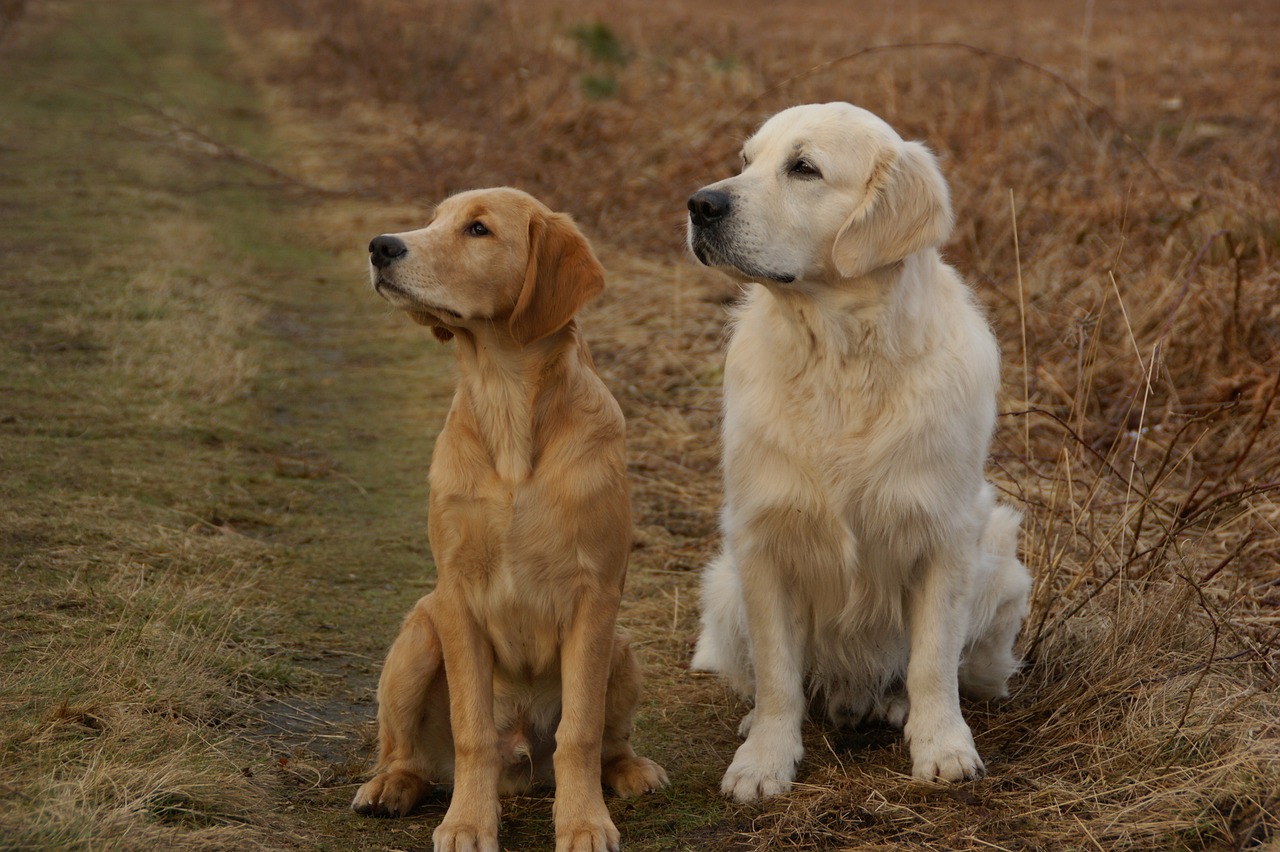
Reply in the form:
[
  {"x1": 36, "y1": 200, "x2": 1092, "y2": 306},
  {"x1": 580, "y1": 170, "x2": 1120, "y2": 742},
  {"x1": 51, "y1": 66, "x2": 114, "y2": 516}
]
[
  {"x1": 216, "y1": 0, "x2": 1280, "y2": 847},
  {"x1": 0, "y1": 130, "x2": 287, "y2": 847}
]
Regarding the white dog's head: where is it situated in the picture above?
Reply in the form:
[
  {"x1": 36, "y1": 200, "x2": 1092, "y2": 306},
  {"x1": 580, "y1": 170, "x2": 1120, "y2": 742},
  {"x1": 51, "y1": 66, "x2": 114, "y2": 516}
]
[{"x1": 687, "y1": 102, "x2": 954, "y2": 284}]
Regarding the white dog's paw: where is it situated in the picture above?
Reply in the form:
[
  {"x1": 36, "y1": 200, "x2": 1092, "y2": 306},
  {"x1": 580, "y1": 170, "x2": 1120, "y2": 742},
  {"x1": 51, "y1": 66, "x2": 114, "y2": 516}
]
[
  {"x1": 904, "y1": 719, "x2": 985, "y2": 782},
  {"x1": 736, "y1": 708, "x2": 754, "y2": 738},
  {"x1": 878, "y1": 694, "x2": 909, "y2": 729},
  {"x1": 720, "y1": 729, "x2": 804, "y2": 802}
]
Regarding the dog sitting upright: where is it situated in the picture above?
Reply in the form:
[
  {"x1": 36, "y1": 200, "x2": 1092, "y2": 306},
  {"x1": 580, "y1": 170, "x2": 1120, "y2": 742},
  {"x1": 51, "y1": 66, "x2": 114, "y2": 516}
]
[
  {"x1": 352, "y1": 187, "x2": 668, "y2": 852},
  {"x1": 687, "y1": 103, "x2": 1031, "y2": 802}
]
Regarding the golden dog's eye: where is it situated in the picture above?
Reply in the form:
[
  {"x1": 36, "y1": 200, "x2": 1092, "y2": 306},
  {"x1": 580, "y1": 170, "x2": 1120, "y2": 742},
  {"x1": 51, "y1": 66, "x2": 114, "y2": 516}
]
[
  {"x1": 466, "y1": 221, "x2": 490, "y2": 237},
  {"x1": 789, "y1": 159, "x2": 821, "y2": 179}
]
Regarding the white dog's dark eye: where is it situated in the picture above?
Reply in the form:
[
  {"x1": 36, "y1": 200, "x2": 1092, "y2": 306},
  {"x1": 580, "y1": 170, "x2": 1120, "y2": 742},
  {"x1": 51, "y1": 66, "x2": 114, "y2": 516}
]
[
  {"x1": 466, "y1": 221, "x2": 490, "y2": 237},
  {"x1": 789, "y1": 159, "x2": 821, "y2": 179}
]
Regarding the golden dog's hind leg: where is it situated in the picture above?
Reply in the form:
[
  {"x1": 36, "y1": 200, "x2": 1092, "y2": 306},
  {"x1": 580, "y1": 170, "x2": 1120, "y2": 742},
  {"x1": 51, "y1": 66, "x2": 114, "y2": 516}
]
[
  {"x1": 352, "y1": 593, "x2": 450, "y2": 817},
  {"x1": 600, "y1": 633, "x2": 669, "y2": 798}
]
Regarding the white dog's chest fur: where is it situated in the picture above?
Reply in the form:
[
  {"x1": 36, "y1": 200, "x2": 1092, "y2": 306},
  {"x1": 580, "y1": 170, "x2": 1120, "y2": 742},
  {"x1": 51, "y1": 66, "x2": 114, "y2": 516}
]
[
  {"x1": 710, "y1": 271, "x2": 1000, "y2": 705},
  {"x1": 723, "y1": 272, "x2": 997, "y2": 559}
]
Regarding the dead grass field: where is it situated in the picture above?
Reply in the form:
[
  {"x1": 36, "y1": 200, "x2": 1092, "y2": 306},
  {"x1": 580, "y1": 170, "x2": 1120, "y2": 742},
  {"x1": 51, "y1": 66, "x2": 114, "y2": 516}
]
[{"x1": 3, "y1": 0, "x2": 1278, "y2": 849}]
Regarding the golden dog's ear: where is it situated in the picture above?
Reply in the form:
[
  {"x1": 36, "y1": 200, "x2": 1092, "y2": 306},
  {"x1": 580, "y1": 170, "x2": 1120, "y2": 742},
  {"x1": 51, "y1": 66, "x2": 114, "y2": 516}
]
[
  {"x1": 406, "y1": 308, "x2": 455, "y2": 343},
  {"x1": 831, "y1": 141, "x2": 953, "y2": 279},
  {"x1": 509, "y1": 211, "x2": 605, "y2": 346}
]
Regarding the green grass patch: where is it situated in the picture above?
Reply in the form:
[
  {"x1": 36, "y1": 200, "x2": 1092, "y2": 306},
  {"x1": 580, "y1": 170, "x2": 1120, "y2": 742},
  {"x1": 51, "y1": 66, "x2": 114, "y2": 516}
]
[
  {"x1": 0, "y1": 0, "x2": 450, "y2": 847},
  {"x1": 570, "y1": 21, "x2": 628, "y2": 65},
  {"x1": 579, "y1": 72, "x2": 619, "y2": 100}
]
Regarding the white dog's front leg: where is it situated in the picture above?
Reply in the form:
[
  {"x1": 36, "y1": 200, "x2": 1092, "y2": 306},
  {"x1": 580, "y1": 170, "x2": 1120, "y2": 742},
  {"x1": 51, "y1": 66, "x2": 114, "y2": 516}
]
[
  {"x1": 903, "y1": 545, "x2": 984, "y2": 783},
  {"x1": 721, "y1": 547, "x2": 807, "y2": 803}
]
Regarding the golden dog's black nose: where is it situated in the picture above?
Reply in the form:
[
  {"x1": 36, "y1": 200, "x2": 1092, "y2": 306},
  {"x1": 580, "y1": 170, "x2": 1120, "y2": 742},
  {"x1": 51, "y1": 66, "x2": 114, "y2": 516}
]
[
  {"x1": 369, "y1": 235, "x2": 408, "y2": 269},
  {"x1": 688, "y1": 189, "x2": 731, "y2": 228}
]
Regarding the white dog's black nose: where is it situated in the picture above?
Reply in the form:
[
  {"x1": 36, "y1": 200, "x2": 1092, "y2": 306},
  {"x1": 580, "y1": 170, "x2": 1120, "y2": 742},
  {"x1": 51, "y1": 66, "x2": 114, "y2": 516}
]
[
  {"x1": 369, "y1": 235, "x2": 408, "y2": 269},
  {"x1": 688, "y1": 189, "x2": 731, "y2": 228}
]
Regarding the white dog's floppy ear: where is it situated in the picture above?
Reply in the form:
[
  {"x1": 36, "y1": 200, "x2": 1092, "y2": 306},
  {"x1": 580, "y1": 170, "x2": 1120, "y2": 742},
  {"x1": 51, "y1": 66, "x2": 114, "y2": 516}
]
[
  {"x1": 509, "y1": 211, "x2": 605, "y2": 346},
  {"x1": 831, "y1": 141, "x2": 954, "y2": 279}
]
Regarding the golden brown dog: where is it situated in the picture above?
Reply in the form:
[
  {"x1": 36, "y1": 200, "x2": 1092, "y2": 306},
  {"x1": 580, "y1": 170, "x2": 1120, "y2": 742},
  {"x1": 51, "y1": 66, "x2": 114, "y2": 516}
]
[{"x1": 351, "y1": 187, "x2": 668, "y2": 852}]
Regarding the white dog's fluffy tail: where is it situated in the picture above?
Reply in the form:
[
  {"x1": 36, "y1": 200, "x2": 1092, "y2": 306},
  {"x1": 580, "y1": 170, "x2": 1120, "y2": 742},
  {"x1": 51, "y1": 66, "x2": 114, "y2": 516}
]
[
  {"x1": 959, "y1": 503, "x2": 1032, "y2": 699},
  {"x1": 983, "y1": 503, "x2": 1022, "y2": 563},
  {"x1": 690, "y1": 550, "x2": 756, "y2": 698}
]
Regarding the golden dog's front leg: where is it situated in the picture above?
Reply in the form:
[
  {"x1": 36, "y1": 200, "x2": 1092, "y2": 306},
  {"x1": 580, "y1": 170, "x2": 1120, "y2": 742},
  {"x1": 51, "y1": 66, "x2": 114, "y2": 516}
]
[
  {"x1": 432, "y1": 591, "x2": 502, "y2": 852},
  {"x1": 553, "y1": 589, "x2": 622, "y2": 852}
]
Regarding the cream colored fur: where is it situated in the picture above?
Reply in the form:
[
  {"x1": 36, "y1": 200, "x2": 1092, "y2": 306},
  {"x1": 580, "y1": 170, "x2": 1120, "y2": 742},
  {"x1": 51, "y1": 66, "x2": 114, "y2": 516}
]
[
  {"x1": 352, "y1": 188, "x2": 667, "y2": 852},
  {"x1": 688, "y1": 103, "x2": 1031, "y2": 802}
]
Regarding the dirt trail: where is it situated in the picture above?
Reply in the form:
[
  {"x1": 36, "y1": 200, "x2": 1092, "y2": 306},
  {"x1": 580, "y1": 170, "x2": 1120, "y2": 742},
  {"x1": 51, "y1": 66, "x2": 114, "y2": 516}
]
[
  {"x1": 0, "y1": 0, "x2": 451, "y2": 847},
  {"x1": 1, "y1": 1, "x2": 733, "y2": 848}
]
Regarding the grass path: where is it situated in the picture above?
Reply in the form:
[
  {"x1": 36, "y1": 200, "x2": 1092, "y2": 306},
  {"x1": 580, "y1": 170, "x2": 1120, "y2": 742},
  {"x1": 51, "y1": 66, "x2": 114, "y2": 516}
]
[
  {"x1": 0, "y1": 1, "x2": 459, "y2": 847},
  {"x1": 0, "y1": 3, "x2": 733, "y2": 849}
]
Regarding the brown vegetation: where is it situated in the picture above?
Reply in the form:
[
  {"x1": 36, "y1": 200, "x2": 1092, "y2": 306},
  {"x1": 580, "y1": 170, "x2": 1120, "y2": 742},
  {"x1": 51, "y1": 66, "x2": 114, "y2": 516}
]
[{"x1": 224, "y1": 0, "x2": 1280, "y2": 846}]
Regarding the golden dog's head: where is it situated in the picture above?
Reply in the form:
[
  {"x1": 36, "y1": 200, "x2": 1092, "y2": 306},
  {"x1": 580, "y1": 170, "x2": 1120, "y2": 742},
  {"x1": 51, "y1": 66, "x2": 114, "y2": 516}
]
[
  {"x1": 369, "y1": 187, "x2": 604, "y2": 345},
  {"x1": 687, "y1": 102, "x2": 954, "y2": 285}
]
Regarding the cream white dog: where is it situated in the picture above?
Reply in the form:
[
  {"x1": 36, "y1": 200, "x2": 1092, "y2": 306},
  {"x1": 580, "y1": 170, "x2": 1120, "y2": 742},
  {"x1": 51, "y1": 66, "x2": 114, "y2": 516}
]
[{"x1": 687, "y1": 103, "x2": 1031, "y2": 803}]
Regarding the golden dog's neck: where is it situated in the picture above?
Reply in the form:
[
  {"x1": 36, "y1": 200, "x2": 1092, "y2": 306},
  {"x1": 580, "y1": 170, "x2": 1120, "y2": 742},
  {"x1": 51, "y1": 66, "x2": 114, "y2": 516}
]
[{"x1": 449, "y1": 323, "x2": 581, "y2": 483}]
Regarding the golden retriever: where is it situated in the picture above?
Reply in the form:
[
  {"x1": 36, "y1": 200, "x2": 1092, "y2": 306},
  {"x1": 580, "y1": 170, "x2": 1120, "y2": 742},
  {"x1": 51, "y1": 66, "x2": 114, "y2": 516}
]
[
  {"x1": 352, "y1": 187, "x2": 667, "y2": 851},
  {"x1": 687, "y1": 103, "x2": 1032, "y2": 802}
]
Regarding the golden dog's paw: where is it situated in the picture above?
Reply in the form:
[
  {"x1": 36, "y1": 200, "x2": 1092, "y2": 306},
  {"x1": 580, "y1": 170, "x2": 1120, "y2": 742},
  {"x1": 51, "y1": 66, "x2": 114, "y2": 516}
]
[
  {"x1": 603, "y1": 755, "x2": 669, "y2": 798},
  {"x1": 350, "y1": 770, "x2": 427, "y2": 818},
  {"x1": 554, "y1": 793, "x2": 619, "y2": 852},
  {"x1": 555, "y1": 816, "x2": 620, "y2": 852},
  {"x1": 433, "y1": 817, "x2": 500, "y2": 852}
]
